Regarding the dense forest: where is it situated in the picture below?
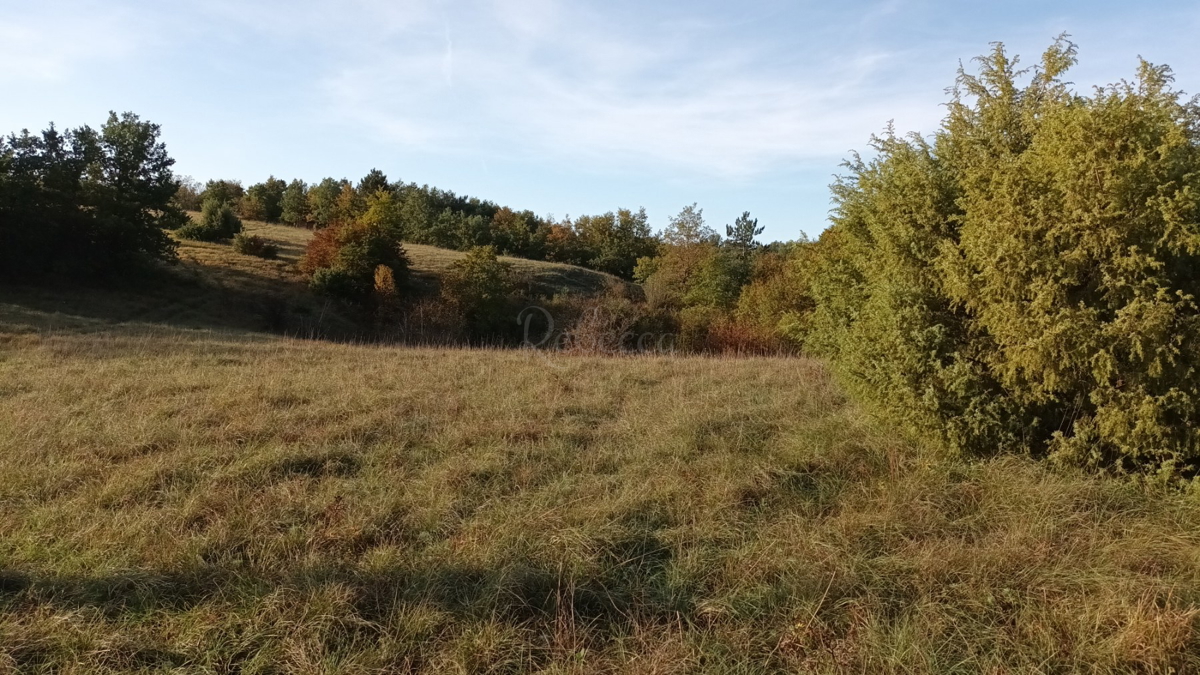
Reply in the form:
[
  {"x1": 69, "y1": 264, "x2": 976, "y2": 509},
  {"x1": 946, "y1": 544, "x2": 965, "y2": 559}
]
[{"x1": 4, "y1": 38, "x2": 1200, "y2": 478}]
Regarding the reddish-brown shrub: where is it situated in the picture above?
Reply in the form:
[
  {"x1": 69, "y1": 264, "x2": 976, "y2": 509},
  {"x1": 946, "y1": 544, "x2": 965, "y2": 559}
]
[
  {"x1": 299, "y1": 222, "x2": 344, "y2": 276},
  {"x1": 704, "y1": 318, "x2": 789, "y2": 356}
]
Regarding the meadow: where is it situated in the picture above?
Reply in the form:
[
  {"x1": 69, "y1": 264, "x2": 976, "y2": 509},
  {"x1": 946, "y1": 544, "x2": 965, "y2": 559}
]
[
  {"x1": 5, "y1": 37, "x2": 1200, "y2": 674},
  {"x1": 1, "y1": 301, "x2": 1199, "y2": 672}
]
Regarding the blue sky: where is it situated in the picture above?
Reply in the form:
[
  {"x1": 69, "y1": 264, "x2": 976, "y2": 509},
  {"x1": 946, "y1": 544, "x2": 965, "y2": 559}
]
[{"x1": 4, "y1": 1, "x2": 1199, "y2": 241}]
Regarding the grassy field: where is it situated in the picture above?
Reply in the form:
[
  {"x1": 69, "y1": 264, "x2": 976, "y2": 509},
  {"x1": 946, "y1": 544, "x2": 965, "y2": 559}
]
[{"x1": 2, "y1": 298, "x2": 1200, "y2": 672}]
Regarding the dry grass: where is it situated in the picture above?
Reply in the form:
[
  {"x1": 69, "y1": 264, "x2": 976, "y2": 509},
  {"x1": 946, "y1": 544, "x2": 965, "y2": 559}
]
[
  {"x1": 403, "y1": 243, "x2": 622, "y2": 296},
  {"x1": 235, "y1": 221, "x2": 313, "y2": 264},
  {"x1": 1, "y1": 305, "x2": 1199, "y2": 672}
]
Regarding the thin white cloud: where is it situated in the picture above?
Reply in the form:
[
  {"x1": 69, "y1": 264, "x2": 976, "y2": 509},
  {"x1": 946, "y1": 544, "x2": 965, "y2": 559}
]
[
  {"x1": 0, "y1": 6, "x2": 140, "y2": 82},
  {"x1": 441, "y1": 21, "x2": 454, "y2": 86},
  {"x1": 310, "y1": 0, "x2": 947, "y2": 177},
  {"x1": 189, "y1": 0, "x2": 438, "y2": 41},
  {"x1": 6, "y1": 0, "x2": 1198, "y2": 187}
]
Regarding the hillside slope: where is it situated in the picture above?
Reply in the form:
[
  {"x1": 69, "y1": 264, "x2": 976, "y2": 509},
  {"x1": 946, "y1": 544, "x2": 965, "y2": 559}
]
[
  {"x1": 0, "y1": 234, "x2": 354, "y2": 339},
  {"x1": 237, "y1": 220, "x2": 624, "y2": 296},
  {"x1": 0, "y1": 220, "x2": 621, "y2": 340},
  {"x1": 0, "y1": 314, "x2": 1198, "y2": 672}
]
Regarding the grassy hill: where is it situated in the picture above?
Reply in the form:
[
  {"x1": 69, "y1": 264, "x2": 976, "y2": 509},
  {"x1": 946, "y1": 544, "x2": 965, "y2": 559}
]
[
  {"x1": 234, "y1": 220, "x2": 623, "y2": 297},
  {"x1": 0, "y1": 220, "x2": 621, "y2": 341},
  {"x1": 0, "y1": 235, "x2": 352, "y2": 340},
  {"x1": 0, "y1": 303, "x2": 1198, "y2": 672}
]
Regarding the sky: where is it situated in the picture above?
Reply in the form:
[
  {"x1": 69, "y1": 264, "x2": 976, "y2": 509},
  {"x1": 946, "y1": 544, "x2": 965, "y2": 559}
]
[{"x1": 3, "y1": 1, "x2": 1200, "y2": 241}]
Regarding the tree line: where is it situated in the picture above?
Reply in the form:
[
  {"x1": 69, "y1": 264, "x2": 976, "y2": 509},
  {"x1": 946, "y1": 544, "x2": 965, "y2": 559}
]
[
  {"x1": 176, "y1": 171, "x2": 660, "y2": 280},
  {"x1": 0, "y1": 113, "x2": 186, "y2": 280},
  {"x1": 172, "y1": 169, "x2": 794, "y2": 352},
  {"x1": 282, "y1": 182, "x2": 790, "y2": 351}
]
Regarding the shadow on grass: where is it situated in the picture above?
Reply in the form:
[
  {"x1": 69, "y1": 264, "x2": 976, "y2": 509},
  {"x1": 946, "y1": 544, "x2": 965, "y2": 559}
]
[
  {"x1": 0, "y1": 529, "x2": 690, "y2": 670},
  {"x1": 0, "y1": 261, "x2": 363, "y2": 342}
]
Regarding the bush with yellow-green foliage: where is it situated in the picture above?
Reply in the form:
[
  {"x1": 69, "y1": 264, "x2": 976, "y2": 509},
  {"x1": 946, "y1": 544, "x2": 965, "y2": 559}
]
[
  {"x1": 440, "y1": 245, "x2": 518, "y2": 339},
  {"x1": 177, "y1": 197, "x2": 243, "y2": 242},
  {"x1": 230, "y1": 233, "x2": 279, "y2": 259},
  {"x1": 735, "y1": 241, "x2": 822, "y2": 346},
  {"x1": 807, "y1": 37, "x2": 1200, "y2": 478}
]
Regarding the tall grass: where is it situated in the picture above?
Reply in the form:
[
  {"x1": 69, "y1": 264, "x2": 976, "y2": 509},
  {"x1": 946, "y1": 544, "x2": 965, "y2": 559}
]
[{"x1": 1, "y1": 316, "x2": 1198, "y2": 672}]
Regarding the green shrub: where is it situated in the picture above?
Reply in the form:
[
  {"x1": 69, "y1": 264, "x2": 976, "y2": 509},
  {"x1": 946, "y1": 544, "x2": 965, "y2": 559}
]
[
  {"x1": 231, "y1": 233, "x2": 278, "y2": 259},
  {"x1": 280, "y1": 179, "x2": 310, "y2": 226},
  {"x1": 441, "y1": 246, "x2": 517, "y2": 338},
  {"x1": 807, "y1": 38, "x2": 1200, "y2": 477},
  {"x1": 334, "y1": 223, "x2": 409, "y2": 284},
  {"x1": 310, "y1": 267, "x2": 363, "y2": 299},
  {"x1": 178, "y1": 198, "x2": 242, "y2": 241},
  {"x1": 683, "y1": 247, "x2": 743, "y2": 310},
  {"x1": 677, "y1": 304, "x2": 725, "y2": 352}
]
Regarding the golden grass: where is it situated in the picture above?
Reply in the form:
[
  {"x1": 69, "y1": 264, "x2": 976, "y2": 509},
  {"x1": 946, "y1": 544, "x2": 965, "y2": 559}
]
[
  {"x1": 402, "y1": 242, "x2": 622, "y2": 296},
  {"x1": 1, "y1": 309, "x2": 1198, "y2": 672}
]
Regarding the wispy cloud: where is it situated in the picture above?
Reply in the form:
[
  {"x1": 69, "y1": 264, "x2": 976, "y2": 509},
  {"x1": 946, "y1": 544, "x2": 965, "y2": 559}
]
[
  {"x1": 6, "y1": 0, "x2": 1200, "y2": 233},
  {"x1": 440, "y1": 19, "x2": 455, "y2": 86},
  {"x1": 0, "y1": 4, "x2": 141, "y2": 82},
  {"x1": 305, "y1": 0, "x2": 946, "y2": 177}
]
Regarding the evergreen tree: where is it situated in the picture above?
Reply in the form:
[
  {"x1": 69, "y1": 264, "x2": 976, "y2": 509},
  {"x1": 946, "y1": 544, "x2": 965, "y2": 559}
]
[
  {"x1": 280, "y1": 179, "x2": 310, "y2": 226},
  {"x1": 245, "y1": 176, "x2": 286, "y2": 222},
  {"x1": 200, "y1": 179, "x2": 244, "y2": 207},
  {"x1": 307, "y1": 178, "x2": 349, "y2": 228},
  {"x1": 179, "y1": 197, "x2": 243, "y2": 241},
  {"x1": 725, "y1": 212, "x2": 763, "y2": 260},
  {"x1": 808, "y1": 37, "x2": 1200, "y2": 475},
  {"x1": 357, "y1": 168, "x2": 390, "y2": 197},
  {"x1": 0, "y1": 112, "x2": 184, "y2": 279}
]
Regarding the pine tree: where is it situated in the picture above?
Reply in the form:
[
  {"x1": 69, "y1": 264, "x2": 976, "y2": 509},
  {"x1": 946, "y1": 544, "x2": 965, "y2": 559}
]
[
  {"x1": 725, "y1": 211, "x2": 763, "y2": 260},
  {"x1": 280, "y1": 179, "x2": 310, "y2": 226},
  {"x1": 357, "y1": 168, "x2": 390, "y2": 198}
]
